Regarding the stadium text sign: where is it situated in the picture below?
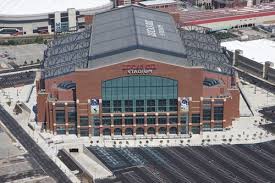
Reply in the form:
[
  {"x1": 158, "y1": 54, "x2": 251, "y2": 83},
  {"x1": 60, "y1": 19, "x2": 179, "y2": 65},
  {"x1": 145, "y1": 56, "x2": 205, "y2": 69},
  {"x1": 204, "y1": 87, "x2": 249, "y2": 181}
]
[
  {"x1": 145, "y1": 19, "x2": 165, "y2": 37},
  {"x1": 123, "y1": 64, "x2": 156, "y2": 75}
]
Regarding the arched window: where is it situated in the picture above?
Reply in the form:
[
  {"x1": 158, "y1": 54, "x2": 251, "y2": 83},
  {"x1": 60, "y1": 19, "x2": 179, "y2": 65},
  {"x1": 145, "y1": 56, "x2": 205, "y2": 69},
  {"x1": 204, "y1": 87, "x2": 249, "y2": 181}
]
[
  {"x1": 159, "y1": 127, "x2": 167, "y2": 134},
  {"x1": 136, "y1": 127, "x2": 144, "y2": 135},
  {"x1": 169, "y1": 127, "x2": 178, "y2": 134},
  {"x1": 102, "y1": 76, "x2": 178, "y2": 113},
  {"x1": 103, "y1": 128, "x2": 111, "y2": 136},
  {"x1": 147, "y1": 127, "x2": 156, "y2": 135},
  {"x1": 125, "y1": 128, "x2": 133, "y2": 135},
  {"x1": 114, "y1": 128, "x2": 122, "y2": 136}
]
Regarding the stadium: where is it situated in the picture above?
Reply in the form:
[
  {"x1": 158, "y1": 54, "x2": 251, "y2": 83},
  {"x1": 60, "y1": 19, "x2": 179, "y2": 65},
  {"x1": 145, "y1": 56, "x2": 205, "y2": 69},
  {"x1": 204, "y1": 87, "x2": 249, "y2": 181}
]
[
  {"x1": 0, "y1": 0, "x2": 113, "y2": 35},
  {"x1": 36, "y1": 5, "x2": 240, "y2": 137}
]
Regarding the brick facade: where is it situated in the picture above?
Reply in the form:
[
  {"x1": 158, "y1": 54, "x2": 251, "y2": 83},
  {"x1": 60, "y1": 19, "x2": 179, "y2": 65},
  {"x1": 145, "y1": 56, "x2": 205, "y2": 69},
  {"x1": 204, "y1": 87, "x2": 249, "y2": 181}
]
[{"x1": 37, "y1": 58, "x2": 240, "y2": 137}]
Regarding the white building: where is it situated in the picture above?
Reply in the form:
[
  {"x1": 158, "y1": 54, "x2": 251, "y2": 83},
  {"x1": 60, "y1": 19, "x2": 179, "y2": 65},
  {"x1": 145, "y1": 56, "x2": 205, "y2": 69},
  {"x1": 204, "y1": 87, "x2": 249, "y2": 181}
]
[
  {"x1": 0, "y1": 0, "x2": 113, "y2": 35},
  {"x1": 221, "y1": 39, "x2": 275, "y2": 65}
]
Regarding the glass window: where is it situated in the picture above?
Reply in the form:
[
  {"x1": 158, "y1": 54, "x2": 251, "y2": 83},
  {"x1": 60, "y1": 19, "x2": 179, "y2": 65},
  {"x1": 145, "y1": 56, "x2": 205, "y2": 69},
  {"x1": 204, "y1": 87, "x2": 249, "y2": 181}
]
[
  {"x1": 93, "y1": 128, "x2": 100, "y2": 136},
  {"x1": 214, "y1": 107, "x2": 223, "y2": 121},
  {"x1": 136, "y1": 127, "x2": 144, "y2": 135},
  {"x1": 192, "y1": 114, "x2": 200, "y2": 124},
  {"x1": 125, "y1": 100, "x2": 133, "y2": 112},
  {"x1": 136, "y1": 100, "x2": 144, "y2": 112},
  {"x1": 213, "y1": 123, "x2": 223, "y2": 131},
  {"x1": 158, "y1": 99, "x2": 166, "y2": 112},
  {"x1": 103, "y1": 128, "x2": 111, "y2": 136},
  {"x1": 136, "y1": 115, "x2": 144, "y2": 125},
  {"x1": 102, "y1": 116, "x2": 111, "y2": 126},
  {"x1": 56, "y1": 126, "x2": 66, "y2": 134},
  {"x1": 92, "y1": 116, "x2": 100, "y2": 126},
  {"x1": 169, "y1": 115, "x2": 178, "y2": 124},
  {"x1": 113, "y1": 100, "x2": 122, "y2": 113},
  {"x1": 102, "y1": 76, "x2": 178, "y2": 113},
  {"x1": 56, "y1": 129, "x2": 66, "y2": 135},
  {"x1": 180, "y1": 114, "x2": 188, "y2": 124},
  {"x1": 203, "y1": 100, "x2": 211, "y2": 105},
  {"x1": 214, "y1": 100, "x2": 224, "y2": 104},
  {"x1": 180, "y1": 126, "x2": 188, "y2": 134},
  {"x1": 147, "y1": 115, "x2": 156, "y2": 125},
  {"x1": 147, "y1": 99, "x2": 155, "y2": 112},
  {"x1": 203, "y1": 123, "x2": 211, "y2": 132},
  {"x1": 169, "y1": 127, "x2": 178, "y2": 134},
  {"x1": 125, "y1": 128, "x2": 133, "y2": 135},
  {"x1": 80, "y1": 116, "x2": 89, "y2": 126},
  {"x1": 114, "y1": 128, "x2": 122, "y2": 135},
  {"x1": 56, "y1": 110, "x2": 65, "y2": 124},
  {"x1": 102, "y1": 100, "x2": 110, "y2": 113},
  {"x1": 125, "y1": 115, "x2": 133, "y2": 125},
  {"x1": 191, "y1": 126, "x2": 200, "y2": 134},
  {"x1": 68, "y1": 112, "x2": 76, "y2": 124},
  {"x1": 68, "y1": 127, "x2": 76, "y2": 134},
  {"x1": 114, "y1": 116, "x2": 122, "y2": 126},
  {"x1": 203, "y1": 107, "x2": 211, "y2": 121},
  {"x1": 80, "y1": 129, "x2": 89, "y2": 136},
  {"x1": 169, "y1": 99, "x2": 177, "y2": 111},
  {"x1": 158, "y1": 115, "x2": 167, "y2": 124}
]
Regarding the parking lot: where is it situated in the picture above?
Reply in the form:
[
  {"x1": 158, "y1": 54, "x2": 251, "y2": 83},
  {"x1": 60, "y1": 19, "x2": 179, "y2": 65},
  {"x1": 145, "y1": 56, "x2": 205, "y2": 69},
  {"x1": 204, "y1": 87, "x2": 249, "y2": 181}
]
[
  {"x1": 0, "y1": 71, "x2": 35, "y2": 89},
  {"x1": 0, "y1": 44, "x2": 46, "y2": 67},
  {"x1": 0, "y1": 126, "x2": 55, "y2": 183},
  {"x1": 92, "y1": 141, "x2": 275, "y2": 183}
]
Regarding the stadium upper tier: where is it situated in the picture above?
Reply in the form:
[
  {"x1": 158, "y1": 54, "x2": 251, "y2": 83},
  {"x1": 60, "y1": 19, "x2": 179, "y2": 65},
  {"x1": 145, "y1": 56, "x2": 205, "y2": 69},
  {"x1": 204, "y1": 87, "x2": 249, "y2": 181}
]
[
  {"x1": 0, "y1": 0, "x2": 113, "y2": 17},
  {"x1": 43, "y1": 5, "x2": 232, "y2": 79}
]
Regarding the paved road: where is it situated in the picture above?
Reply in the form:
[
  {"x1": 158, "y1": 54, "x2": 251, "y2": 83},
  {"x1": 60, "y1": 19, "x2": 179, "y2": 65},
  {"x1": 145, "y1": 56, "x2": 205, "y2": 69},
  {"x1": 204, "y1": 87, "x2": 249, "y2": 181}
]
[{"x1": 0, "y1": 105, "x2": 72, "y2": 183}]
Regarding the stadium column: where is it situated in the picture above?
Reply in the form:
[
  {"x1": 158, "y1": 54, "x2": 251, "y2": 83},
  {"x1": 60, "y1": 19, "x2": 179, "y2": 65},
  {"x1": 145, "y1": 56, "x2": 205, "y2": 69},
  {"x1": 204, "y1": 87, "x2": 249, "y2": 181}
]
[
  {"x1": 88, "y1": 99, "x2": 92, "y2": 138},
  {"x1": 76, "y1": 99, "x2": 80, "y2": 137},
  {"x1": 122, "y1": 113, "x2": 125, "y2": 137},
  {"x1": 200, "y1": 97, "x2": 203, "y2": 134},
  {"x1": 65, "y1": 102, "x2": 68, "y2": 135},
  {"x1": 144, "y1": 113, "x2": 147, "y2": 138},
  {"x1": 166, "y1": 112, "x2": 169, "y2": 136},
  {"x1": 222, "y1": 98, "x2": 227, "y2": 128},
  {"x1": 99, "y1": 99, "x2": 103, "y2": 138},
  {"x1": 188, "y1": 98, "x2": 192, "y2": 134},
  {"x1": 52, "y1": 102, "x2": 56, "y2": 135},
  {"x1": 177, "y1": 98, "x2": 181, "y2": 136},
  {"x1": 133, "y1": 113, "x2": 136, "y2": 137},
  {"x1": 155, "y1": 113, "x2": 159, "y2": 136},
  {"x1": 210, "y1": 99, "x2": 215, "y2": 130},
  {"x1": 45, "y1": 101, "x2": 50, "y2": 132},
  {"x1": 111, "y1": 114, "x2": 114, "y2": 138}
]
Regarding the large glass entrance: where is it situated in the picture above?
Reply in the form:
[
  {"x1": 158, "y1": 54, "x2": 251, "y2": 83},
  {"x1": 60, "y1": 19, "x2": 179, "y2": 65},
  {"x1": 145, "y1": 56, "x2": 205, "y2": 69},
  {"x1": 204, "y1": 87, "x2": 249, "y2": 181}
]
[{"x1": 102, "y1": 75, "x2": 178, "y2": 113}]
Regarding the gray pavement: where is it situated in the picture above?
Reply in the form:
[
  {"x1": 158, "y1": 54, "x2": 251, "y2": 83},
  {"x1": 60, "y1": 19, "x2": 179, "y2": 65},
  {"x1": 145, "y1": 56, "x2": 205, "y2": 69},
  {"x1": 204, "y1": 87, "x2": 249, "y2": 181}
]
[
  {"x1": 0, "y1": 105, "x2": 72, "y2": 183},
  {"x1": 0, "y1": 44, "x2": 46, "y2": 67},
  {"x1": 0, "y1": 128, "x2": 22, "y2": 159}
]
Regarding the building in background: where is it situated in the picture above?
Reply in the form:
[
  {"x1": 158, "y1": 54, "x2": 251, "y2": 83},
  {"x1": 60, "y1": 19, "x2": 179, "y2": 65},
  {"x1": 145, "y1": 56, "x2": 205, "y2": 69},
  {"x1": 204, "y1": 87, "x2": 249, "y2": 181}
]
[
  {"x1": 0, "y1": 0, "x2": 113, "y2": 35},
  {"x1": 37, "y1": 6, "x2": 239, "y2": 138},
  {"x1": 170, "y1": 2, "x2": 275, "y2": 31},
  {"x1": 191, "y1": 0, "x2": 264, "y2": 9},
  {"x1": 138, "y1": 0, "x2": 177, "y2": 10},
  {"x1": 115, "y1": 0, "x2": 142, "y2": 6}
]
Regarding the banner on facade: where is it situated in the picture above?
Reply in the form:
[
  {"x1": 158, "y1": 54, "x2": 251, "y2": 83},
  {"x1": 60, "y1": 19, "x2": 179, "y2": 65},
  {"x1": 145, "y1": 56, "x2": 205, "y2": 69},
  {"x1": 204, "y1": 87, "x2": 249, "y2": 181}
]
[
  {"x1": 91, "y1": 99, "x2": 99, "y2": 114},
  {"x1": 180, "y1": 97, "x2": 189, "y2": 112}
]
